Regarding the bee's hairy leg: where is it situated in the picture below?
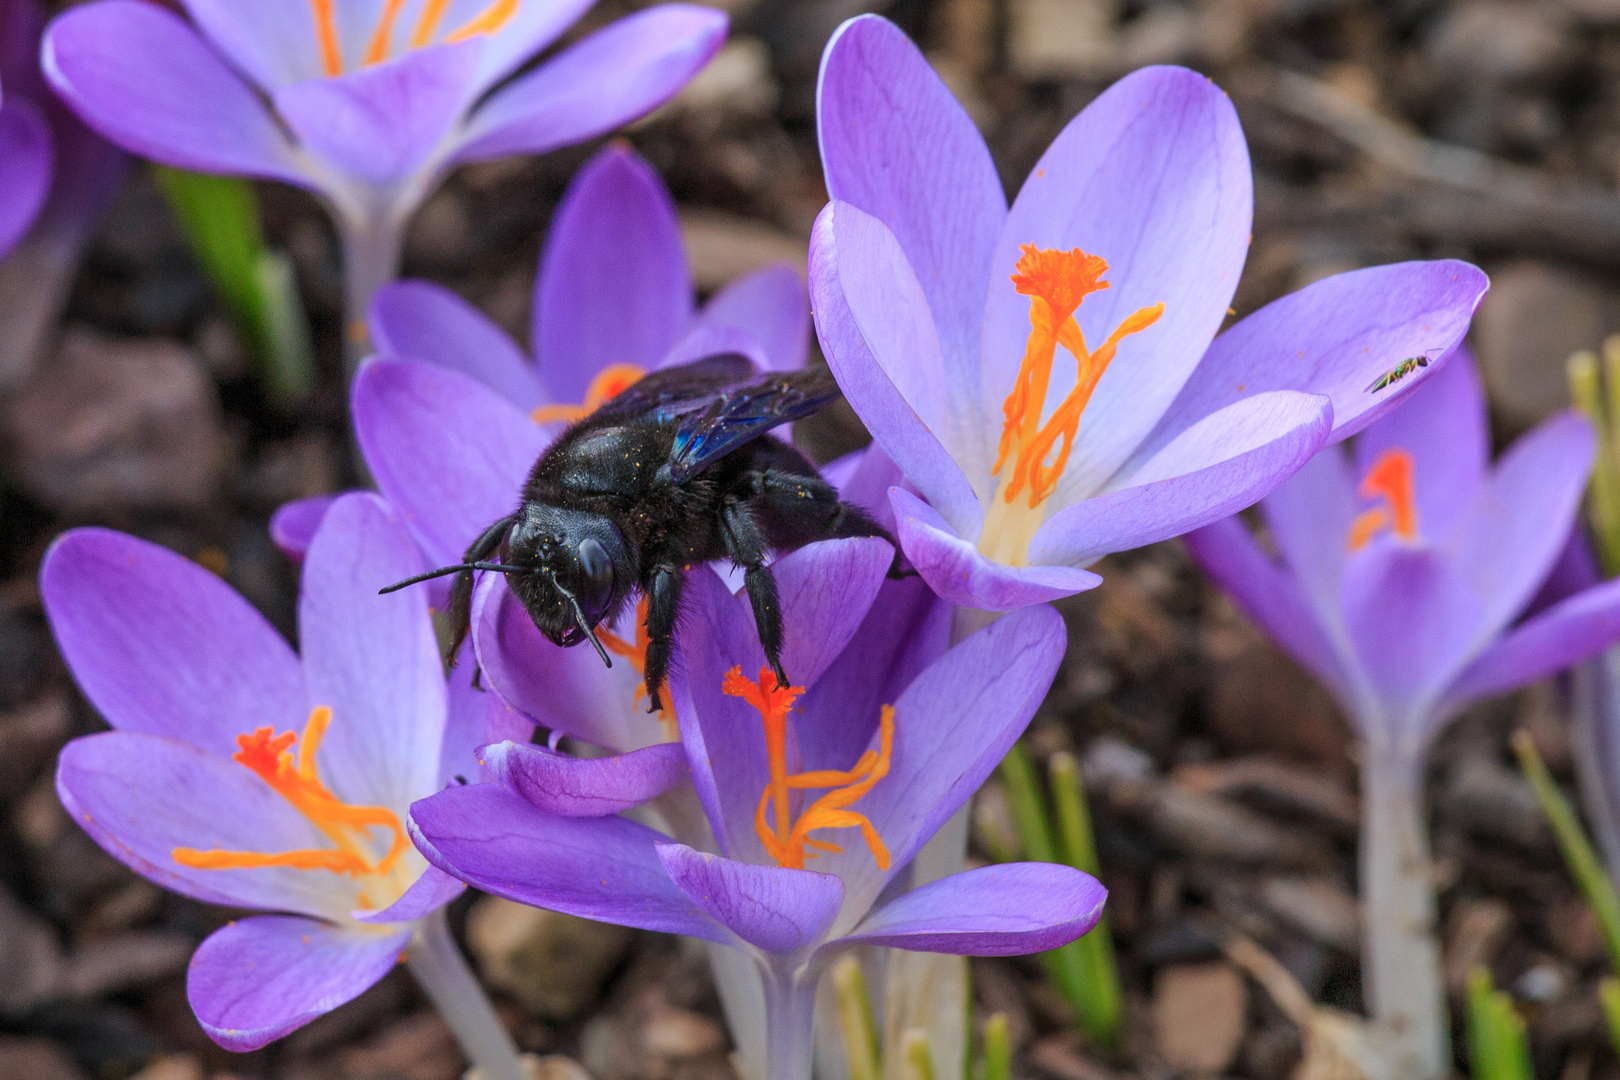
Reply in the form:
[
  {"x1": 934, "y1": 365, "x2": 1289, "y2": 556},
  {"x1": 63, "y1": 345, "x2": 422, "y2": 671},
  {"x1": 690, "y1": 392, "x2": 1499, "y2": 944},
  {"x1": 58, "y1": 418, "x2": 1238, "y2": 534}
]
[
  {"x1": 747, "y1": 467, "x2": 909, "y2": 578},
  {"x1": 643, "y1": 563, "x2": 683, "y2": 713},
  {"x1": 720, "y1": 497, "x2": 788, "y2": 689}
]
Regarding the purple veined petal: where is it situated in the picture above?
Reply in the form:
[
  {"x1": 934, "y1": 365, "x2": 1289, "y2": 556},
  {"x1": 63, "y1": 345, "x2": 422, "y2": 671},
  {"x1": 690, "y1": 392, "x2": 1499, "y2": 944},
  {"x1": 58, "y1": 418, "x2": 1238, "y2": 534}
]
[
  {"x1": 408, "y1": 781, "x2": 733, "y2": 943},
  {"x1": 451, "y1": 0, "x2": 598, "y2": 100},
  {"x1": 354, "y1": 864, "x2": 465, "y2": 924},
  {"x1": 824, "y1": 604, "x2": 1067, "y2": 932},
  {"x1": 1181, "y1": 518, "x2": 1350, "y2": 698},
  {"x1": 370, "y1": 280, "x2": 542, "y2": 411},
  {"x1": 661, "y1": 324, "x2": 770, "y2": 373},
  {"x1": 438, "y1": 642, "x2": 503, "y2": 788},
  {"x1": 658, "y1": 843, "x2": 844, "y2": 956},
  {"x1": 1354, "y1": 346, "x2": 1489, "y2": 543},
  {"x1": 1441, "y1": 577, "x2": 1620, "y2": 716},
  {"x1": 42, "y1": 0, "x2": 309, "y2": 185},
  {"x1": 269, "y1": 493, "x2": 342, "y2": 563},
  {"x1": 57, "y1": 732, "x2": 340, "y2": 917},
  {"x1": 482, "y1": 739, "x2": 689, "y2": 817},
  {"x1": 274, "y1": 39, "x2": 482, "y2": 186},
  {"x1": 533, "y1": 142, "x2": 692, "y2": 401},
  {"x1": 1452, "y1": 411, "x2": 1595, "y2": 654},
  {"x1": 889, "y1": 488, "x2": 1101, "y2": 610},
  {"x1": 353, "y1": 358, "x2": 549, "y2": 567},
  {"x1": 0, "y1": 98, "x2": 51, "y2": 260},
  {"x1": 187, "y1": 915, "x2": 409, "y2": 1052},
  {"x1": 452, "y1": 5, "x2": 727, "y2": 165},
  {"x1": 41, "y1": 528, "x2": 306, "y2": 757},
  {"x1": 817, "y1": 15, "x2": 1005, "y2": 404},
  {"x1": 1131, "y1": 261, "x2": 1488, "y2": 478},
  {"x1": 1259, "y1": 446, "x2": 1361, "y2": 641},
  {"x1": 981, "y1": 66, "x2": 1253, "y2": 505},
  {"x1": 176, "y1": 0, "x2": 333, "y2": 91},
  {"x1": 835, "y1": 862, "x2": 1105, "y2": 956},
  {"x1": 697, "y1": 264, "x2": 809, "y2": 372},
  {"x1": 299, "y1": 494, "x2": 445, "y2": 814},
  {"x1": 811, "y1": 201, "x2": 987, "y2": 534}
]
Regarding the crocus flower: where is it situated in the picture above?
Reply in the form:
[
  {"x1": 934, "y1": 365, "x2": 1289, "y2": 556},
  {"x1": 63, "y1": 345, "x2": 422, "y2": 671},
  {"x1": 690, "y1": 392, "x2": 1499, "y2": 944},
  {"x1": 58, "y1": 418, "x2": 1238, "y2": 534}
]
[
  {"x1": 410, "y1": 537, "x2": 1103, "y2": 1080},
  {"x1": 41, "y1": 0, "x2": 728, "y2": 369},
  {"x1": 0, "y1": 69, "x2": 50, "y2": 260},
  {"x1": 1183, "y1": 350, "x2": 1620, "y2": 1079},
  {"x1": 43, "y1": 493, "x2": 522, "y2": 1074},
  {"x1": 808, "y1": 15, "x2": 1488, "y2": 613}
]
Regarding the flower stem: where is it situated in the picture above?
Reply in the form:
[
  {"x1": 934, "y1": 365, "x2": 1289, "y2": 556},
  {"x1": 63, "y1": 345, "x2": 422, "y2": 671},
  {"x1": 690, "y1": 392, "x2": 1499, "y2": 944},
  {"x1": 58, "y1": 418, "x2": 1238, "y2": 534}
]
[
  {"x1": 1360, "y1": 748, "x2": 1448, "y2": 1080},
  {"x1": 405, "y1": 910, "x2": 526, "y2": 1080},
  {"x1": 337, "y1": 209, "x2": 406, "y2": 382},
  {"x1": 764, "y1": 968, "x2": 818, "y2": 1080}
]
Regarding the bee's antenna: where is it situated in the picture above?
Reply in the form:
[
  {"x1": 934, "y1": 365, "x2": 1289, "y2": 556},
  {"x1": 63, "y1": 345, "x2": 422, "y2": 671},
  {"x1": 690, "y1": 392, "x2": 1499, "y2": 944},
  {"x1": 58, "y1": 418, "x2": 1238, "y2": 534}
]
[
  {"x1": 378, "y1": 563, "x2": 516, "y2": 594},
  {"x1": 546, "y1": 570, "x2": 613, "y2": 670}
]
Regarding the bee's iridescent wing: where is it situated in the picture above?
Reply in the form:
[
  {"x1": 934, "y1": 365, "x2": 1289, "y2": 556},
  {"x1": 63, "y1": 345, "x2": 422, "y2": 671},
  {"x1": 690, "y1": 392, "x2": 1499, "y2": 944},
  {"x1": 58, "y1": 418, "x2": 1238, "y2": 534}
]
[{"x1": 667, "y1": 367, "x2": 840, "y2": 482}]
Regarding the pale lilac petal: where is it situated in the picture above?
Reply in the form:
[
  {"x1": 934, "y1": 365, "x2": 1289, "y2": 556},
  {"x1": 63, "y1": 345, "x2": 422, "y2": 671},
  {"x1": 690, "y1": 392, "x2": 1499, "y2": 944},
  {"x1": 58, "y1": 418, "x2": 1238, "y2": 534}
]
[
  {"x1": 439, "y1": 643, "x2": 510, "y2": 787},
  {"x1": 0, "y1": 99, "x2": 51, "y2": 260},
  {"x1": 454, "y1": 5, "x2": 727, "y2": 164},
  {"x1": 42, "y1": 1, "x2": 307, "y2": 185},
  {"x1": 828, "y1": 442, "x2": 911, "y2": 533},
  {"x1": 533, "y1": 143, "x2": 692, "y2": 402},
  {"x1": 837, "y1": 863, "x2": 1105, "y2": 955},
  {"x1": 408, "y1": 782, "x2": 731, "y2": 943},
  {"x1": 1259, "y1": 447, "x2": 1360, "y2": 637},
  {"x1": 370, "y1": 280, "x2": 541, "y2": 411},
  {"x1": 658, "y1": 843, "x2": 844, "y2": 955},
  {"x1": 889, "y1": 488, "x2": 1101, "y2": 610},
  {"x1": 1443, "y1": 578, "x2": 1620, "y2": 712},
  {"x1": 269, "y1": 494, "x2": 340, "y2": 563},
  {"x1": 1528, "y1": 528, "x2": 1602, "y2": 615},
  {"x1": 56, "y1": 732, "x2": 336, "y2": 916},
  {"x1": 983, "y1": 66, "x2": 1252, "y2": 503},
  {"x1": 697, "y1": 265, "x2": 809, "y2": 372},
  {"x1": 817, "y1": 14, "x2": 1005, "y2": 408},
  {"x1": 41, "y1": 528, "x2": 305, "y2": 758},
  {"x1": 482, "y1": 740, "x2": 689, "y2": 816},
  {"x1": 661, "y1": 324, "x2": 770, "y2": 372},
  {"x1": 353, "y1": 865, "x2": 465, "y2": 924},
  {"x1": 353, "y1": 359, "x2": 548, "y2": 566},
  {"x1": 188, "y1": 915, "x2": 408, "y2": 1052},
  {"x1": 811, "y1": 201, "x2": 986, "y2": 532},
  {"x1": 299, "y1": 493, "x2": 445, "y2": 812},
  {"x1": 457, "y1": 0, "x2": 597, "y2": 98},
  {"x1": 176, "y1": 0, "x2": 333, "y2": 90},
  {"x1": 1029, "y1": 391, "x2": 1331, "y2": 566}
]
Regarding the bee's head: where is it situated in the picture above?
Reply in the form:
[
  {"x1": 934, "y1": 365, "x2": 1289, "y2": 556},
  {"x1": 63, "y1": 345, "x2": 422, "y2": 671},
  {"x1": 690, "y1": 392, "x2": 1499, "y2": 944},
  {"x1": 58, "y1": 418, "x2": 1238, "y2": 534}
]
[{"x1": 503, "y1": 507, "x2": 635, "y2": 659}]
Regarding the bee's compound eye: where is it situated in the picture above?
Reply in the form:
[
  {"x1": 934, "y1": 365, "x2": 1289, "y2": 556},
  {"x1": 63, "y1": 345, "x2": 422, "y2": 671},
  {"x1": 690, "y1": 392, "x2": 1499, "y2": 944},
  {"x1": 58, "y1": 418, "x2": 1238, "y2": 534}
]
[{"x1": 578, "y1": 537, "x2": 613, "y2": 607}]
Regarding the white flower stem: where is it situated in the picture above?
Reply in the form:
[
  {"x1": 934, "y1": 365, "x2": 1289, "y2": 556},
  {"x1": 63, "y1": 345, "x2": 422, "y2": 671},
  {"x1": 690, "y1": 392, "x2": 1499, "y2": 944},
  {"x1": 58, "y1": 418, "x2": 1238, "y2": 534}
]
[
  {"x1": 405, "y1": 909, "x2": 526, "y2": 1080},
  {"x1": 1360, "y1": 746, "x2": 1449, "y2": 1080},
  {"x1": 337, "y1": 210, "x2": 406, "y2": 382},
  {"x1": 764, "y1": 967, "x2": 818, "y2": 1080}
]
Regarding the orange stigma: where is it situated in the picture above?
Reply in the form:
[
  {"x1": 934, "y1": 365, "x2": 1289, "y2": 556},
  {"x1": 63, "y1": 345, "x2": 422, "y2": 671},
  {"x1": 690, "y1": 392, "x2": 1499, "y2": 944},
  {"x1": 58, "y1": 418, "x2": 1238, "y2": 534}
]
[
  {"x1": 172, "y1": 707, "x2": 408, "y2": 890},
  {"x1": 308, "y1": 0, "x2": 522, "y2": 76},
  {"x1": 531, "y1": 363, "x2": 646, "y2": 426},
  {"x1": 1347, "y1": 448, "x2": 1419, "y2": 551},
  {"x1": 723, "y1": 666, "x2": 892, "y2": 872}
]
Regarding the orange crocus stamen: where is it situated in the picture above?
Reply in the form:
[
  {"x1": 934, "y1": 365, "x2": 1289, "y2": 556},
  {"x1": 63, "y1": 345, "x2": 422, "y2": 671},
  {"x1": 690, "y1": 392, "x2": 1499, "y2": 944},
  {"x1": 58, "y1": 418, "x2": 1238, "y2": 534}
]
[
  {"x1": 410, "y1": 0, "x2": 456, "y2": 47},
  {"x1": 446, "y1": 0, "x2": 521, "y2": 43},
  {"x1": 362, "y1": 0, "x2": 409, "y2": 65},
  {"x1": 531, "y1": 363, "x2": 647, "y2": 426},
  {"x1": 172, "y1": 707, "x2": 408, "y2": 880},
  {"x1": 723, "y1": 666, "x2": 893, "y2": 872},
  {"x1": 1347, "y1": 448, "x2": 1420, "y2": 551},
  {"x1": 308, "y1": 0, "x2": 345, "y2": 76}
]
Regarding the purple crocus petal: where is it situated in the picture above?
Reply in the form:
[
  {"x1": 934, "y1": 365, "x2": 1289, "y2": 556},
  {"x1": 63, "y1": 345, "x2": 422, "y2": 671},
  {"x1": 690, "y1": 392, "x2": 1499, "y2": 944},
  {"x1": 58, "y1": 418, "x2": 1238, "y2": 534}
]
[
  {"x1": 56, "y1": 732, "x2": 336, "y2": 916},
  {"x1": 1029, "y1": 390, "x2": 1332, "y2": 567},
  {"x1": 533, "y1": 143, "x2": 692, "y2": 400},
  {"x1": 1354, "y1": 346, "x2": 1488, "y2": 542},
  {"x1": 0, "y1": 99, "x2": 51, "y2": 260},
  {"x1": 269, "y1": 494, "x2": 341, "y2": 564},
  {"x1": 438, "y1": 642, "x2": 504, "y2": 788},
  {"x1": 482, "y1": 740, "x2": 689, "y2": 817},
  {"x1": 353, "y1": 865, "x2": 466, "y2": 924},
  {"x1": 889, "y1": 488, "x2": 1101, "y2": 610},
  {"x1": 299, "y1": 493, "x2": 444, "y2": 812},
  {"x1": 187, "y1": 915, "x2": 409, "y2": 1052},
  {"x1": 837, "y1": 863, "x2": 1105, "y2": 955},
  {"x1": 661, "y1": 325, "x2": 770, "y2": 373},
  {"x1": 1181, "y1": 518, "x2": 1349, "y2": 696},
  {"x1": 817, "y1": 14, "x2": 1005, "y2": 409},
  {"x1": 827, "y1": 443, "x2": 911, "y2": 533},
  {"x1": 658, "y1": 843, "x2": 845, "y2": 956},
  {"x1": 453, "y1": 5, "x2": 727, "y2": 164},
  {"x1": 353, "y1": 359, "x2": 549, "y2": 567},
  {"x1": 982, "y1": 66, "x2": 1252, "y2": 503},
  {"x1": 370, "y1": 280, "x2": 541, "y2": 411},
  {"x1": 697, "y1": 265, "x2": 809, "y2": 372},
  {"x1": 1442, "y1": 578, "x2": 1620, "y2": 714},
  {"x1": 458, "y1": 0, "x2": 599, "y2": 99},
  {"x1": 42, "y1": 1, "x2": 308, "y2": 185},
  {"x1": 1259, "y1": 447, "x2": 1361, "y2": 635},
  {"x1": 811, "y1": 201, "x2": 986, "y2": 533},
  {"x1": 409, "y1": 781, "x2": 732, "y2": 943},
  {"x1": 41, "y1": 528, "x2": 305, "y2": 758},
  {"x1": 1528, "y1": 528, "x2": 1603, "y2": 616},
  {"x1": 175, "y1": 0, "x2": 329, "y2": 91},
  {"x1": 1132, "y1": 261, "x2": 1488, "y2": 473}
]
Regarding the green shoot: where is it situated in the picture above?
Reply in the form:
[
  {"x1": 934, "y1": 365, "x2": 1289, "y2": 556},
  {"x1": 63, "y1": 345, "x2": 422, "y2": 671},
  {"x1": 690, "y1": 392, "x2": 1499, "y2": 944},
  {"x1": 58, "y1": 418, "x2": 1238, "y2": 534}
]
[
  {"x1": 832, "y1": 956, "x2": 881, "y2": 1080},
  {"x1": 1601, "y1": 977, "x2": 1620, "y2": 1055},
  {"x1": 1569, "y1": 346, "x2": 1620, "y2": 575},
  {"x1": 902, "y1": 1029, "x2": 935, "y2": 1080},
  {"x1": 1465, "y1": 967, "x2": 1533, "y2": 1080},
  {"x1": 978, "y1": 1013, "x2": 1010, "y2": 1080}
]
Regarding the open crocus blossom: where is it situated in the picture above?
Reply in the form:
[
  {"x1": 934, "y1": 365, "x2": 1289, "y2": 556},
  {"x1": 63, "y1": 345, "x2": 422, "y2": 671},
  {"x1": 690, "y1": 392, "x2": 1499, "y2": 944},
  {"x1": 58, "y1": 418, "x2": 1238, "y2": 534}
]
[
  {"x1": 809, "y1": 15, "x2": 1488, "y2": 612},
  {"x1": 1184, "y1": 351, "x2": 1620, "y2": 1079},
  {"x1": 43, "y1": 494, "x2": 522, "y2": 1075},
  {"x1": 410, "y1": 537, "x2": 1103, "y2": 1080},
  {"x1": 41, "y1": 0, "x2": 727, "y2": 368}
]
